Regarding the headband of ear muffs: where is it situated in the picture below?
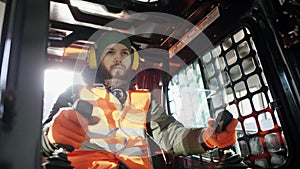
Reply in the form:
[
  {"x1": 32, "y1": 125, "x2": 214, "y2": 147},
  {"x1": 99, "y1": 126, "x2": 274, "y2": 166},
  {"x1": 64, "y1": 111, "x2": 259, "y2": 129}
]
[
  {"x1": 83, "y1": 46, "x2": 139, "y2": 86},
  {"x1": 87, "y1": 46, "x2": 139, "y2": 70},
  {"x1": 87, "y1": 30, "x2": 139, "y2": 70}
]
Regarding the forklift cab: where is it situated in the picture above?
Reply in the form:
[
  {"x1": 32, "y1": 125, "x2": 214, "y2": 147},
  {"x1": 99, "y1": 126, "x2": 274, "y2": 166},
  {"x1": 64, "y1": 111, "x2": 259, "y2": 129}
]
[{"x1": 0, "y1": 0, "x2": 300, "y2": 169}]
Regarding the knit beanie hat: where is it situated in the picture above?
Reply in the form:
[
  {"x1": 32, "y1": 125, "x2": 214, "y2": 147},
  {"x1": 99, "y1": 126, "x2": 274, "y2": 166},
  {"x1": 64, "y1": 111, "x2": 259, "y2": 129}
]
[
  {"x1": 96, "y1": 30, "x2": 132, "y2": 54},
  {"x1": 87, "y1": 30, "x2": 132, "y2": 70}
]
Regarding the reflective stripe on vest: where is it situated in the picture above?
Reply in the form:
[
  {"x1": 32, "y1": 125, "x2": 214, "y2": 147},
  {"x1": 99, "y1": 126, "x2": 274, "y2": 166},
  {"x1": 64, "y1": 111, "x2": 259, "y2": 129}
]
[{"x1": 70, "y1": 86, "x2": 152, "y2": 169}]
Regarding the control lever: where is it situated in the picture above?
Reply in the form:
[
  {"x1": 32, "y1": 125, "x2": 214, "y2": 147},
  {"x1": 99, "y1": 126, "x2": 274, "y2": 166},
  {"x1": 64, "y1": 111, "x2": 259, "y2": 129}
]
[
  {"x1": 43, "y1": 100, "x2": 93, "y2": 169},
  {"x1": 215, "y1": 110, "x2": 249, "y2": 169},
  {"x1": 215, "y1": 110, "x2": 234, "y2": 134}
]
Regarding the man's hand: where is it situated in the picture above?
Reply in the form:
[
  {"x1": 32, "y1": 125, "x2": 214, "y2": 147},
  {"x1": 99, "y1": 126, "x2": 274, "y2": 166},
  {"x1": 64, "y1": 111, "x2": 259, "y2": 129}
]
[
  {"x1": 202, "y1": 118, "x2": 238, "y2": 149},
  {"x1": 47, "y1": 108, "x2": 98, "y2": 149}
]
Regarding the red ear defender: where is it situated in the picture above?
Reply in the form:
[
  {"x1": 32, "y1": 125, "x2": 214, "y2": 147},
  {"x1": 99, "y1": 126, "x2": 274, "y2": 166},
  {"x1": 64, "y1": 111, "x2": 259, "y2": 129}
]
[{"x1": 131, "y1": 47, "x2": 139, "y2": 70}]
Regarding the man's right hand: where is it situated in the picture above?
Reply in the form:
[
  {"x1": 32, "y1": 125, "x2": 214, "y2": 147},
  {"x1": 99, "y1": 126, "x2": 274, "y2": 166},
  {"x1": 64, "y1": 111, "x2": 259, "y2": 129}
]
[{"x1": 46, "y1": 108, "x2": 90, "y2": 149}]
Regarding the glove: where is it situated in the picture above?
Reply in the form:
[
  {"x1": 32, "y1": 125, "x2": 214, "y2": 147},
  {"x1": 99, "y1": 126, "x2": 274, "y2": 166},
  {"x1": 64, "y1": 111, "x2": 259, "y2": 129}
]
[
  {"x1": 47, "y1": 108, "x2": 99, "y2": 149},
  {"x1": 202, "y1": 118, "x2": 238, "y2": 149}
]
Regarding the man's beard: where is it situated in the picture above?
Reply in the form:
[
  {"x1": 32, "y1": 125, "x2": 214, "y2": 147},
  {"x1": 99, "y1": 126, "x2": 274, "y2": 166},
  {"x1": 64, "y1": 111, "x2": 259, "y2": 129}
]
[
  {"x1": 97, "y1": 68, "x2": 134, "y2": 89},
  {"x1": 110, "y1": 69, "x2": 126, "y2": 79}
]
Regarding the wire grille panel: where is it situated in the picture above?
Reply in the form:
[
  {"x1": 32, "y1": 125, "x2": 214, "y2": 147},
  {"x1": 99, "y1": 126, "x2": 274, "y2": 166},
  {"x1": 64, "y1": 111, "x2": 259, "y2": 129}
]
[{"x1": 202, "y1": 27, "x2": 287, "y2": 168}]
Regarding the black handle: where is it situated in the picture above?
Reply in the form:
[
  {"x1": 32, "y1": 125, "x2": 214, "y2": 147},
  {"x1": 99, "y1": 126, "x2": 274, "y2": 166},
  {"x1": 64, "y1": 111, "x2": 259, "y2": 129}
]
[
  {"x1": 73, "y1": 99, "x2": 93, "y2": 120},
  {"x1": 214, "y1": 110, "x2": 248, "y2": 168},
  {"x1": 215, "y1": 110, "x2": 233, "y2": 133}
]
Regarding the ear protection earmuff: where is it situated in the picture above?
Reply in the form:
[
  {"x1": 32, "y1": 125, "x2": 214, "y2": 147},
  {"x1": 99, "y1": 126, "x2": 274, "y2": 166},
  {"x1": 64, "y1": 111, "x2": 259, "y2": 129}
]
[
  {"x1": 131, "y1": 47, "x2": 139, "y2": 70},
  {"x1": 87, "y1": 47, "x2": 98, "y2": 70},
  {"x1": 87, "y1": 46, "x2": 139, "y2": 70}
]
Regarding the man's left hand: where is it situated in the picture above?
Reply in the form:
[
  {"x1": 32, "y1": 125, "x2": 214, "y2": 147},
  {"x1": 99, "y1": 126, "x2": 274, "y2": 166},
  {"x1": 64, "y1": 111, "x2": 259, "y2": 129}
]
[{"x1": 202, "y1": 118, "x2": 238, "y2": 148}]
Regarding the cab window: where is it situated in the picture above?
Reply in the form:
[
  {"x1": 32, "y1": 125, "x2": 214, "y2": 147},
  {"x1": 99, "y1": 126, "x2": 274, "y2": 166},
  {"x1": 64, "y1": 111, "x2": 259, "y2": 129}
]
[{"x1": 168, "y1": 27, "x2": 287, "y2": 168}]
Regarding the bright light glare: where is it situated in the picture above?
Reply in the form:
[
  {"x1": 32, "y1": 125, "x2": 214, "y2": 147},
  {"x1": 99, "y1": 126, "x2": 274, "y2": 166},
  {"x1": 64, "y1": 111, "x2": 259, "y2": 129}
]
[
  {"x1": 44, "y1": 69, "x2": 74, "y2": 94},
  {"x1": 43, "y1": 69, "x2": 85, "y2": 121},
  {"x1": 136, "y1": 0, "x2": 158, "y2": 2}
]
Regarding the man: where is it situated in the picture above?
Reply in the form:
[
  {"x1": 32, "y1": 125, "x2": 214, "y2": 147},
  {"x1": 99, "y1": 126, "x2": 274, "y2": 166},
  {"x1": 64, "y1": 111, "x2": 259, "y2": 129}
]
[{"x1": 41, "y1": 30, "x2": 238, "y2": 169}]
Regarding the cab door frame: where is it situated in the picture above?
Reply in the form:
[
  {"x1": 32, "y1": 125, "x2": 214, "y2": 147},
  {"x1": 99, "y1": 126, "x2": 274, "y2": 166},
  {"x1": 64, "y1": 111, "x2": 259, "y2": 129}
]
[{"x1": 0, "y1": 0, "x2": 49, "y2": 168}]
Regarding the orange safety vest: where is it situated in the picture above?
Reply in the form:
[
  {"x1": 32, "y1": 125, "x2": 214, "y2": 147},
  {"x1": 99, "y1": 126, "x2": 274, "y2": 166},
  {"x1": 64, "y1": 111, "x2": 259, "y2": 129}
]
[{"x1": 67, "y1": 86, "x2": 153, "y2": 169}]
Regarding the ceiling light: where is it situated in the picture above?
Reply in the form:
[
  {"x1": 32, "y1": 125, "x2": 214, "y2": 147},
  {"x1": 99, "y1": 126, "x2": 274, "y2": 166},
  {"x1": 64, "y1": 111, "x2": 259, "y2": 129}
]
[
  {"x1": 134, "y1": 0, "x2": 158, "y2": 2},
  {"x1": 69, "y1": 0, "x2": 127, "y2": 19}
]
